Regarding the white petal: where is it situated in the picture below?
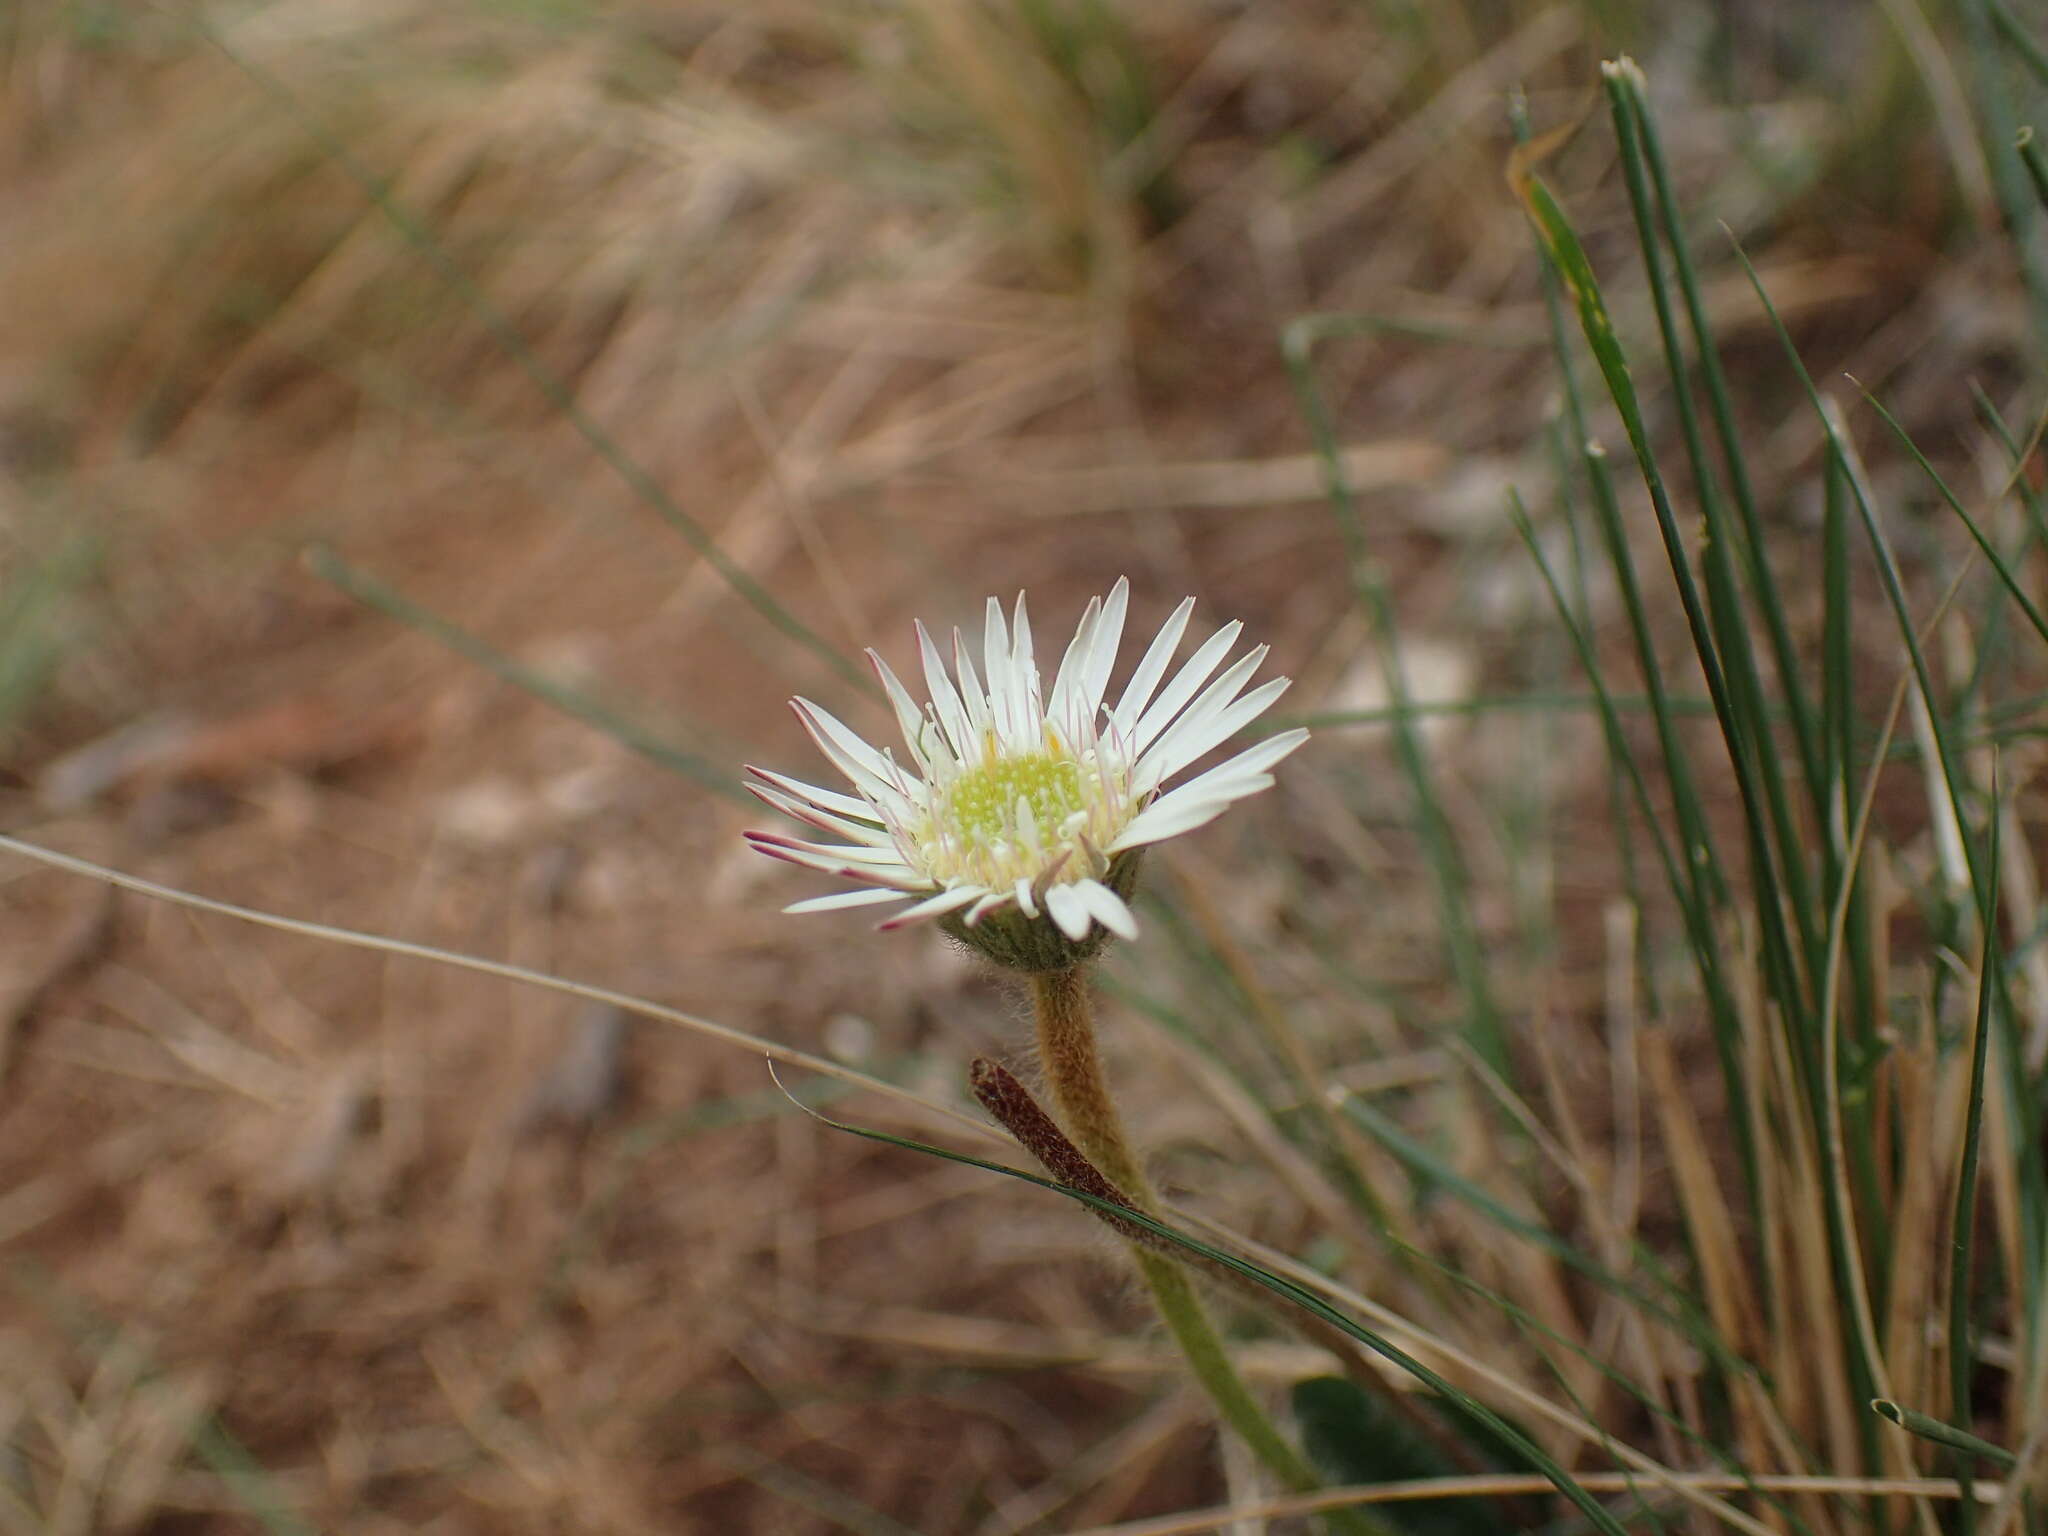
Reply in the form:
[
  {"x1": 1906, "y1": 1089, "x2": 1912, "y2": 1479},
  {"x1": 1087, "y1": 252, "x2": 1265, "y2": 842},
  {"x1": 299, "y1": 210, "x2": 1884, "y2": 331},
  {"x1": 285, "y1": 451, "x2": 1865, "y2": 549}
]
[
  {"x1": 1080, "y1": 578, "x2": 1129, "y2": 717},
  {"x1": 983, "y1": 596, "x2": 1013, "y2": 739},
  {"x1": 1132, "y1": 674, "x2": 1293, "y2": 796},
  {"x1": 1011, "y1": 591, "x2": 1041, "y2": 726},
  {"x1": 746, "y1": 831, "x2": 909, "y2": 866},
  {"x1": 951, "y1": 627, "x2": 993, "y2": 740},
  {"x1": 870, "y1": 651, "x2": 935, "y2": 769},
  {"x1": 1046, "y1": 593, "x2": 1104, "y2": 726},
  {"x1": 964, "y1": 890, "x2": 1012, "y2": 925},
  {"x1": 785, "y1": 888, "x2": 918, "y2": 915},
  {"x1": 1127, "y1": 620, "x2": 1244, "y2": 754},
  {"x1": 745, "y1": 766, "x2": 884, "y2": 827},
  {"x1": 1074, "y1": 879, "x2": 1138, "y2": 941},
  {"x1": 1113, "y1": 780, "x2": 1272, "y2": 851},
  {"x1": 917, "y1": 621, "x2": 973, "y2": 758},
  {"x1": 792, "y1": 699, "x2": 914, "y2": 817},
  {"x1": 1185, "y1": 726, "x2": 1310, "y2": 785},
  {"x1": 1107, "y1": 793, "x2": 1245, "y2": 850},
  {"x1": 1110, "y1": 595, "x2": 1195, "y2": 736},
  {"x1": 1109, "y1": 734, "x2": 1305, "y2": 851},
  {"x1": 1013, "y1": 877, "x2": 1039, "y2": 919},
  {"x1": 747, "y1": 781, "x2": 897, "y2": 847},
  {"x1": 1043, "y1": 882, "x2": 1093, "y2": 941},
  {"x1": 878, "y1": 885, "x2": 985, "y2": 930},
  {"x1": 1110, "y1": 740, "x2": 1296, "y2": 848},
  {"x1": 745, "y1": 836, "x2": 925, "y2": 888}
]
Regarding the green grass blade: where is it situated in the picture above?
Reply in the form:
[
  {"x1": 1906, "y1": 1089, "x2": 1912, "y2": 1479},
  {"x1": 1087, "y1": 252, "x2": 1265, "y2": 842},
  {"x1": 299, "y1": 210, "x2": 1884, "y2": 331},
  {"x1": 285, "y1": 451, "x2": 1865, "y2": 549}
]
[
  {"x1": 1515, "y1": 88, "x2": 1663, "y2": 1018},
  {"x1": 1283, "y1": 317, "x2": 1504, "y2": 1076},
  {"x1": 1989, "y1": 0, "x2": 2048, "y2": 86},
  {"x1": 1950, "y1": 785, "x2": 2001, "y2": 1535},
  {"x1": 1337, "y1": 1089, "x2": 1744, "y2": 1369},
  {"x1": 1510, "y1": 491, "x2": 1761, "y2": 1207},
  {"x1": 799, "y1": 1104, "x2": 1634, "y2": 1536},
  {"x1": 2022, "y1": 128, "x2": 2048, "y2": 211},
  {"x1": 1370, "y1": 1230, "x2": 1818, "y2": 1536},
  {"x1": 0, "y1": 531, "x2": 97, "y2": 747},
  {"x1": 1729, "y1": 242, "x2": 1995, "y2": 921},
  {"x1": 1507, "y1": 493, "x2": 1693, "y2": 936},
  {"x1": 186, "y1": 1417, "x2": 321, "y2": 1536},
  {"x1": 1959, "y1": 0, "x2": 2048, "y2": 356},
  {"x1": 1601, "y1": 62, "x2": 1824, "y2": 993},
  {"x1": 1734, "y1": 245, "x2": 2026, "y2": 1500},
  {"x1": 1279, "y1": 691, "x2": 1722, "y2": 732},
  {"x1": 1608, "y1": 60, "x2": 1826, "y2": 823},
  {"x1": 307, "y1": 544, "x2": 742, "y2": 800},
  {"x1": 1518, "y1": 174, "x2": 1815, "y2": 1099},
  {"x1": 1970, "y1": 383, "x2": 2048, "y2": 551},
  {"x1": 1818, "y1": 448, "x2": 1884, "y2": 1089},
  {"x1": 1872, "y1": 1402, "x2": 2017, "y2": 1468},
  {"x1": 1861, "y1": 388, "x2": 2048, "y2": 650}
]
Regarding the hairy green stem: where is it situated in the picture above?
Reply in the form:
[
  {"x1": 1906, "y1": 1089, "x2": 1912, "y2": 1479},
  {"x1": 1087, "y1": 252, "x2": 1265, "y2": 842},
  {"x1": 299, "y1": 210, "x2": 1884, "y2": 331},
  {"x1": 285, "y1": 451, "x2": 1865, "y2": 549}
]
[{"x1": 1029, "y1": 968, "x2": 1384, "y2": 1532}]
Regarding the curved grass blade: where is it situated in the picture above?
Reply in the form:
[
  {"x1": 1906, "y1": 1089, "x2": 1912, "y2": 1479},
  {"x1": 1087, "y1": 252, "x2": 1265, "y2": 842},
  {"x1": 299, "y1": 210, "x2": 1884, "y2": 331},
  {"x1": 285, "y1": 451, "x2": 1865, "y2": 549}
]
[
  {"x1": 307, "y1": 544, "x2": 741, "y2": 801},
  {"x1": 1873, "y1": 1403, "x2": 2017, "y2": 1469},
  {"x1": 1859, "y1": 391, "x2": 2048, "y2": 651},
  {"x1": 1969, "y1": 384, "x2": 2048, "y2": 548},
  {"x1": 1358, "y1": 1218, "x2": 1820, "y2": 1536},
  {"x1": 788, "y1": 1098, "x2": 1633, "y2": 1536},
  {"x1": 1336, "y1": 1089, "x2": 1741, "y2": 1370},
  {"x1": 0, "y1": 832, "x2": 996, "y2": 1143},
  {"x1": 2021, "y1": 128, "x2": 2048, "y2": 212}
]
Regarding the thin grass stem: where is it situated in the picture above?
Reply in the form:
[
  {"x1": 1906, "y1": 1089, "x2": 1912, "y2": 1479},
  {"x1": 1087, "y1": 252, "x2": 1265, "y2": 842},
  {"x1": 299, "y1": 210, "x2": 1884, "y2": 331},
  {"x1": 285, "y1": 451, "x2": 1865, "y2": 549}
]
[
  {"x1": 1951, "y1": 786, "x2": 2004, "y2": 1536},
  {"x1": 307, "y1": 546, "x2": 741, "y2": 799},
  {"x1": 1283, "y1": 317, "x2": 1504, "y2": 1075},
  {"x1": 200, "y1": 23, "x2": 873, "y2": 695},
  {"x1": 0, "y1": 833, "x2": 994, "y2": 1142}
]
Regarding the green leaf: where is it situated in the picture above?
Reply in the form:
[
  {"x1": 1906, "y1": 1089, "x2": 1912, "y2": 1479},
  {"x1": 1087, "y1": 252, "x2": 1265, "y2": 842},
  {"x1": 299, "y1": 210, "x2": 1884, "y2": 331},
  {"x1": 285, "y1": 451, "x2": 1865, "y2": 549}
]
[{"x1": 1291, "y1": 1376, "x2": 1509, "y2": 1536}]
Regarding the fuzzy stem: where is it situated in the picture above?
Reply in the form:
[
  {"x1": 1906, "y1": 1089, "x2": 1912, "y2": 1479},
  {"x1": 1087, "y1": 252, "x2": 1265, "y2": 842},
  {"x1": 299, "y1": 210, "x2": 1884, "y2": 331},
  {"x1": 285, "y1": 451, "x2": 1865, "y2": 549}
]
[
  {"x1": 1032, "y1": 966, "x2": 1153, "y2": 1199},
  {"x1": 1029, "y1": 967, "x2": 1379, "y2": 1528}
]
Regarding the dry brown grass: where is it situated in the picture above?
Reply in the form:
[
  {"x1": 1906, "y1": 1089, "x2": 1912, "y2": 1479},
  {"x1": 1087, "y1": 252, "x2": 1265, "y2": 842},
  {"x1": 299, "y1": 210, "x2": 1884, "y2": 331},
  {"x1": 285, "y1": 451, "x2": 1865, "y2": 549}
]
[{"x1": 0, "y1": 0, "x2": 2029, "y2": 1531}]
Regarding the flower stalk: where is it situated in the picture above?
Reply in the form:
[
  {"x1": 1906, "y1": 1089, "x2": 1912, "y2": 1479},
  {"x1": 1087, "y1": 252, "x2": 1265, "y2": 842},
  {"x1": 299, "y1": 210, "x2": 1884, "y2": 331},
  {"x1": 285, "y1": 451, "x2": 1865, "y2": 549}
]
[
  {"x1": 746, "y1": 581, "x2": 1352, "y2": 1518},
  {"x1": 1027, "y1": 968, "x2": 1389, "y2": 1533}
]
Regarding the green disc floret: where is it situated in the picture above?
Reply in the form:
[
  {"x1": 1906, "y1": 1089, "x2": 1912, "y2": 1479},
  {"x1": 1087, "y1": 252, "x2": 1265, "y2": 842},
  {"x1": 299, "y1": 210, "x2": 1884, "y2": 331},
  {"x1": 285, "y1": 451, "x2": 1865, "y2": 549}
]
[{"x1": 940, "y1": 751, "x2": 1085, "y2": 848}]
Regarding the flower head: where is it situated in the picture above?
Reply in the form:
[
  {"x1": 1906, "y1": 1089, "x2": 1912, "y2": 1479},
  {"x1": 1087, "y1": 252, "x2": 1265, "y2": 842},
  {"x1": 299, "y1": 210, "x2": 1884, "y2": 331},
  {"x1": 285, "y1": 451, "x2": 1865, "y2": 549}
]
[{"x1": 744, "y1": 578, "x2": 1307, "y2": 970}]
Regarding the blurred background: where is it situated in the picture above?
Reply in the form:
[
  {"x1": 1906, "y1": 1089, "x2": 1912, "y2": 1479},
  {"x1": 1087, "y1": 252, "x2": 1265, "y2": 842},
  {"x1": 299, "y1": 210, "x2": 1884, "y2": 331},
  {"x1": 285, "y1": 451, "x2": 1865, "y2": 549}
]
[{"x1": 1, "y1": 1, "x2": 2042, "y2": 1531}]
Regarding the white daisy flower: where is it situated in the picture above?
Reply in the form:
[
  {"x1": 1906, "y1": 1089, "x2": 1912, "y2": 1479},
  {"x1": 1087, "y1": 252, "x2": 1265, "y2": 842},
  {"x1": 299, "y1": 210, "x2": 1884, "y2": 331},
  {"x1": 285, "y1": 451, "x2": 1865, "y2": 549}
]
[{"x1": 744, "y1": 577, "x2": 1308, "y2": 970}]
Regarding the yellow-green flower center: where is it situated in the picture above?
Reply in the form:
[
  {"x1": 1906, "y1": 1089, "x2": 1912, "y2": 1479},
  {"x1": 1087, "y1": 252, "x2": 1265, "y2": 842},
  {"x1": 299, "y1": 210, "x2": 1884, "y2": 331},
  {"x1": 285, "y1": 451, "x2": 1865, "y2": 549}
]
[{"x1": 939, "y1": 751, "x2": 1085, "y2": 849}]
